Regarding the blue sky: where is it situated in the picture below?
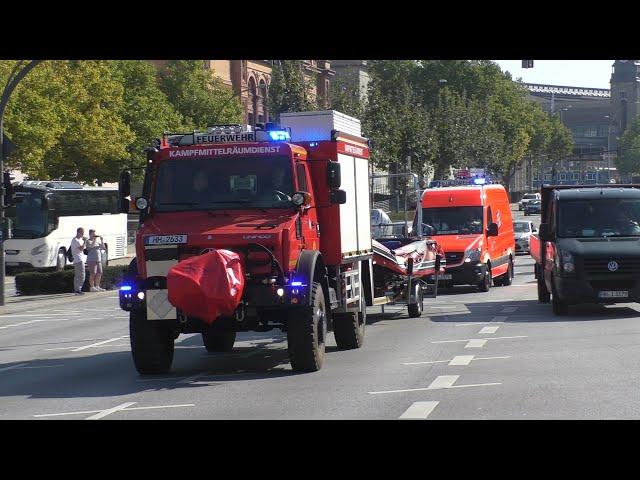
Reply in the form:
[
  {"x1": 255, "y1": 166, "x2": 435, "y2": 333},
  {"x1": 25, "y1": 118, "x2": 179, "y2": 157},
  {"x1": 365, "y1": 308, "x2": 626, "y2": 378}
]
[{"x1": 493, "y1": 60, "x2": 615, "y2": 89}]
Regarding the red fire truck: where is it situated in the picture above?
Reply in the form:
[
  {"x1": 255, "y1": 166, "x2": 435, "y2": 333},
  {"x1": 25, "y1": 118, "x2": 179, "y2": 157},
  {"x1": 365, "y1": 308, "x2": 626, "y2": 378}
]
[{"x1": 118, "y1": 111, "x2": 376, "y2": 374}]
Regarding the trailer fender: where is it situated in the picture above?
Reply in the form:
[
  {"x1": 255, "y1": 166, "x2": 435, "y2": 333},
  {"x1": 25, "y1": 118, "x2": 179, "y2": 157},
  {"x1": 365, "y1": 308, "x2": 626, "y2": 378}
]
[{"x1": 295, "y1": 250, "x2": 330, "y2": 310}]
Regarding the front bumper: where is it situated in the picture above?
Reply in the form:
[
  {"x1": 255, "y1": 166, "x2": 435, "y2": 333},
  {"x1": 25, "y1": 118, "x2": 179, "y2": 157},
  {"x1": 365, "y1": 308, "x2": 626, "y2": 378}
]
[
  {"x1": 429, "y1": 261, "x2": 487, "y2": 286},
  {"x1": 554, "y1": 275, "x2": 640, "y2": 304}
]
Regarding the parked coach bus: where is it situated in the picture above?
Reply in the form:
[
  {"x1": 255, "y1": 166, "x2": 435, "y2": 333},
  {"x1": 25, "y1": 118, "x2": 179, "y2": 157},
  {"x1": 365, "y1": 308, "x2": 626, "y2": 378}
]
[{"x1": 4, "y1": 181, "x2": 128, "y2": 270}]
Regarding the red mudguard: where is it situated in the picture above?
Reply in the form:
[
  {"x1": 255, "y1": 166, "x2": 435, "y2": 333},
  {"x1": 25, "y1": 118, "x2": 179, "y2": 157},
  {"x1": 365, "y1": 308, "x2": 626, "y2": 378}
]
[{"x1": 167, "y1": 250, "x2": 245, "y2": 324}]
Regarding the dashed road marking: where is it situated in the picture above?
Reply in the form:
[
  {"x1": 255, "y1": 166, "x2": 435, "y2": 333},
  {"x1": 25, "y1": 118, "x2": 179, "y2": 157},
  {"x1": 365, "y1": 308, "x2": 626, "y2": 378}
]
[
  {"x1": 432, "y1": 335, "x2": 527, "y2": 344},
  {"x1": 465, "y1": 339, "x2": 487, "y2": 348},
  {"x1": 369, "y1": 375, "x2": 501, "y2": 394},
  {"x1": 34, "y1": 402, "x2": 195, "y2": 419},
  {"x1": 492, "y1": 316, "x2": 508, "y2": 322},
  {"x1": 0, "y1": 363, "x2": 28, "y2": 373},
  {"x1": 501, "y1": 307, "x2": 518, "y2": 314},
  {"x1": 479, "y1": 326, "x2": 500, "y2": 334},
  {"x1": 399, "y1": 401, "x2": 439, "y2": 419},
  {"x1": 449, "y1": 355, "x2": 474, "y2": 366}
]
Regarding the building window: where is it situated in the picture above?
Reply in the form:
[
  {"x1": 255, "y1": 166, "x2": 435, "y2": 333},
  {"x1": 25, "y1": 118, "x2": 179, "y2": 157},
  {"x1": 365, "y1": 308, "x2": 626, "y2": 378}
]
[
  {"x1": 544, "y1": 174, "x2": 553, "y2": 181},
  {"x1": 586, "y1": 172, "x2": 596, "y2": 180},
  {"x1": 559, "y1": 173, "x2": 567, "y2": 181},
  {"x1": 571, "y1": 173, "x2": 579, "y2": 180},
  {"x1": 598, "y1": 125, "x2": 609, "y2": 137}
]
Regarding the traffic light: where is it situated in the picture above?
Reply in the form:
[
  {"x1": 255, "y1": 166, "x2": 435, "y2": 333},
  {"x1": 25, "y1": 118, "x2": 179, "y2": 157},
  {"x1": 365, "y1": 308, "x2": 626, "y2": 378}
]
[{"x1": 522, "y1": 60, "x2": 534, "y2": 69}]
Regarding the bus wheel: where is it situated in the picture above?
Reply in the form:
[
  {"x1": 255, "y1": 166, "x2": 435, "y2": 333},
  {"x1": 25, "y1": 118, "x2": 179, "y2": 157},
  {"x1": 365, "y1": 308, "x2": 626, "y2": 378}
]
[{"x1": 56, "y1": 249, "x2": 67, "y2": 271}]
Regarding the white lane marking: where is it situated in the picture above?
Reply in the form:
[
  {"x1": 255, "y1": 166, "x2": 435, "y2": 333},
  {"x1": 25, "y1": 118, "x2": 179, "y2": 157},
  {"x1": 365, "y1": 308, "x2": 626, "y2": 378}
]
[
  {"x1": 501, "y1": 307, "x2": 518, "y2": 313},
  {"x1": 427, "y1": 375, "x2": 459, "y2": 389},
  {"x1": 369, "y1": 375, "x2": 500, "y2": 395},
  {"x1": 33, "y1": 403, "x2": 194, "y2": 418},
  {"x1": 449, "y1": 355, "x2": 474, "y2": 366},
  {"x1": 123, "y1": 404, "x2": 195, "y2": 412},
  {"x1": 18, "y1": 365, "x2": 65, "y2": 369},
  {"x1": 0, "y1": 363, "x2": 28, "y2": 373},
  {"x1": 403, "y1": 359, "x2": 450, "y2": 366},
  {"x1": 399, "y1": 401, "x2": 439, "y2": 420},
  {"x1": 465, "y1": 339, "x2": 487, "y2": 348},
  {"x1": 71, "y1": 336, "x2": 128, "y2": 352},
  {"x1": 86, "y1": 402, "x2": 137, "y2": 420},
  {"x1": 474, "y1": 356, "x2": 511, "y2": 361},
  {"x1": 492, "y1": 316, "x2": 508, "y2": 322},
  {"x1": 1, "y1": 313, "x2": 84, "y2": 317},
  {"x1": 479, "y1": 326, "x2": 500, "y2": 334},
  {"x1": 432, "y1": 335, "x2": 527, "y2": 344}
]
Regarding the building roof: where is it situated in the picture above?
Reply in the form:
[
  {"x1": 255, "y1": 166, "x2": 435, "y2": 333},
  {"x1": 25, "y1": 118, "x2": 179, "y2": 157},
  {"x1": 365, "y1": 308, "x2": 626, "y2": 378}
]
[{"x1": 524, "y1": 83, "x2": 610, "y2": 98}]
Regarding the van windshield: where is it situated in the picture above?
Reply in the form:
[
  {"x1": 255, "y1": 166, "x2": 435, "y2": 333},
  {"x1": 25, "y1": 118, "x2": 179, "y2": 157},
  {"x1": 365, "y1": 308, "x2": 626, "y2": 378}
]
[
  {"x1": 558, "y1": 199, "x2": 640, "y2": 237},
  {"x1": 523, "y1": 194, "x2": 537, "y2": 200},
  {"x1": 420, "y1": 207, "x2": 483, "y2": 235}
]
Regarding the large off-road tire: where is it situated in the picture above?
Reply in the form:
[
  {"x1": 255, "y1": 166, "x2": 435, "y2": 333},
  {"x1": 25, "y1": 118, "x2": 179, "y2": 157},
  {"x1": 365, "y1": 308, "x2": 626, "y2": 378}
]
[
  {"x1": 407, "y1": 282, "x2": 424, "y2": 318},
  {"x1": 56, "y1": 248, "x2": 67, "y2": 271},
  {"x1": 130, "y1": 310, "x2": 175, "y2": 374},
  {"x1": 202, "y1": 331, "x2": 236, "y2": 352},
  {"x1": 478, "y1": 264, "x2": 492, "y2": 292},
  {"x1": 287, "y1": 282, "x2": 327, "y2": 372},
  {"x1": 333, "y1": 299, "x2": 366, "y2": 350}
]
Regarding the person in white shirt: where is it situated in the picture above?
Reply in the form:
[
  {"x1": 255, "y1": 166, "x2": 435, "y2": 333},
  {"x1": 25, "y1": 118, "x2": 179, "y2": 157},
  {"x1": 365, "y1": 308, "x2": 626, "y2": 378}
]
[
  {"x1": 70, "y1": 227, "x2": 87, "y2": 295},
  {"x1": 86, "y1": 229, "x2": 105, "y2": 292}
]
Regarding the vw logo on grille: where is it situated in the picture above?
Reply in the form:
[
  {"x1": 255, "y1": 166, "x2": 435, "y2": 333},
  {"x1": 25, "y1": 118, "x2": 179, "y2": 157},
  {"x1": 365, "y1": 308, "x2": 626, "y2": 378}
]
[{"x1": 608, "y1": 261, "x2": 619, "y2": 272}]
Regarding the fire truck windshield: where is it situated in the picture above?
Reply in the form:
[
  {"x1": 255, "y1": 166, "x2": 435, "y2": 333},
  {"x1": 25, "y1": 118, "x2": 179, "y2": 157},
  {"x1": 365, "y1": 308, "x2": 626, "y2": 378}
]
[{"x1": 153, "y1": 156, "x2": 295, "y2": 212}]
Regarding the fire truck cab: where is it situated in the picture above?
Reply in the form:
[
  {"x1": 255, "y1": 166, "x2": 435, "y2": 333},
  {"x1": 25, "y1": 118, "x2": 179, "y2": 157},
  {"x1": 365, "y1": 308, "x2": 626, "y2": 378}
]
[{"x1": 118, "y1": 111, "x2": 373, "y2": 374}]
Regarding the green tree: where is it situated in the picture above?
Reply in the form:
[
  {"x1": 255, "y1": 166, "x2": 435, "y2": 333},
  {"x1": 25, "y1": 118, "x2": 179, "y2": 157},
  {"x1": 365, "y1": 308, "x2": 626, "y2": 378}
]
[
  {"x1": 158, "y1": 60, "x2": 241, "y2": 129},
  {"x1": 268, "y1": 60, "x2": 316, "y2": 118},
  {"x1": 109, "y1": 60, "x2": 185, "y2": 172},
  {"x1": 616, "y1": 119, "x2": 640, "y2": 176},
  {"x1": 329, "y1": 71, "x2": 365, "y2": 119},
  {"x1": 545, "y1": 115, "x2": 574, "y2": 179}
]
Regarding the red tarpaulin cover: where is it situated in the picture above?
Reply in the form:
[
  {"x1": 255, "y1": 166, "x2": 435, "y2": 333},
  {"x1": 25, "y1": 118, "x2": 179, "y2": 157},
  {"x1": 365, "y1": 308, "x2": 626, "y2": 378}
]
[{"x1": 167, "y1": 250, "x2": 245, "y2": 324}]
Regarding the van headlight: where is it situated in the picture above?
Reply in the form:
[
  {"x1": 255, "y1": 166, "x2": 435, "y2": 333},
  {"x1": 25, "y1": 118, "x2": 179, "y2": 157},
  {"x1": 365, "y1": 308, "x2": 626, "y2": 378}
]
[
  {"x1": 464, "y1": 247, "x2": 482, "y2": 263},
  {"x1": 31, "y1": 244, "x2": 47, "y2": 256}
]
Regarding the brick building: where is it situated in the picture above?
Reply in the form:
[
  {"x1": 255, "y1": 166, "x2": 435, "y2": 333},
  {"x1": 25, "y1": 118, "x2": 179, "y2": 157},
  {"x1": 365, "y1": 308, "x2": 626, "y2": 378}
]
[{"x1": 208, "y1": 60, "x2": 335, "y2": 125}]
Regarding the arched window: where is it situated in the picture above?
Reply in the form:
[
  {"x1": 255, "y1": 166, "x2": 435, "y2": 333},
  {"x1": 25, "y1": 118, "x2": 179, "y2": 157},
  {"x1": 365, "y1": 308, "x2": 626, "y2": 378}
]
[
  {"x1": 247, "y1": 76, "x2": 257, "y2": 125},
  {"x1": 259, "y1": 79, "x2": 268, "y2": 123}
]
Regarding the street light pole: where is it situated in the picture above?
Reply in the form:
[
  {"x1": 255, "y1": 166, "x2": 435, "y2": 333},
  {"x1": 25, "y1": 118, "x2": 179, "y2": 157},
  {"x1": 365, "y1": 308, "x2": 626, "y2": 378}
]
[{"x1": 1, "y1": 60, "x2": 41, "y2": 307}]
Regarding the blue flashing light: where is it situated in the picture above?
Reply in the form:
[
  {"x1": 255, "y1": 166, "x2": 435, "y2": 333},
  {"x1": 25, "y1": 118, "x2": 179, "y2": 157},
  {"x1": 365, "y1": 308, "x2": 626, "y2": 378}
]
[
  {"x1": 309, "y1": 142, "x2": 318, "y2": 147},
  {"x1": 120, "y1": 285, "x2": 132, "y2": 291},
  {"x1": 291, "y1": 281, "x2": 303, "y2": 287},
  {"x1": 268, "y1": 130, "x2": 290, "y2": 141},
  {"x1": 473, "y1": 177, "x2": 486, "y2": 185}
]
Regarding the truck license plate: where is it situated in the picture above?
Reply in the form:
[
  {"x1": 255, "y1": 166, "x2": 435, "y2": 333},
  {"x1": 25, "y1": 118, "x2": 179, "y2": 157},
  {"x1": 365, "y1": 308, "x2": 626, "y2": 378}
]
[
  {"x1": 144, "y1": 234, "x2": 187, "y2": 246},
  {"x1": 598, "y1": 291, "x2": 629, "y2": 298}
]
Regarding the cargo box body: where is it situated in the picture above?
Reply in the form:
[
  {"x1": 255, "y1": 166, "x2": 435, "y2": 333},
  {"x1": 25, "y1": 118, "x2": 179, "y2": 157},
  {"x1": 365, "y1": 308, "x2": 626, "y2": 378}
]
[{"x1": 280, "y1": 110, "x2": 362, "y2": 141}]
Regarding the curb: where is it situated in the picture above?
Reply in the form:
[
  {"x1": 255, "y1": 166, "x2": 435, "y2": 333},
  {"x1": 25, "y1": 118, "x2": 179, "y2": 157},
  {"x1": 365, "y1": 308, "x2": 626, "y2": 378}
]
[{"x1": 0, "y1": 290, "x2": 118, "y2": 316}]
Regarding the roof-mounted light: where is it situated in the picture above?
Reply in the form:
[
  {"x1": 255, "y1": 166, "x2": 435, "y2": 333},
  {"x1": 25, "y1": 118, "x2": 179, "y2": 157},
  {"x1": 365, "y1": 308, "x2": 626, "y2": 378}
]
[{"x1": 268, "y1": 130, "x2": 290, "y2": 141}]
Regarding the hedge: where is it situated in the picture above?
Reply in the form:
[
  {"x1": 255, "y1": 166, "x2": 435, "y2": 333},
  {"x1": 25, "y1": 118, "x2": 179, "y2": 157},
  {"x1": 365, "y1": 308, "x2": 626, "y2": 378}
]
[{"x1": 15, "y1": 265, "x2": 129, "y2": 296}]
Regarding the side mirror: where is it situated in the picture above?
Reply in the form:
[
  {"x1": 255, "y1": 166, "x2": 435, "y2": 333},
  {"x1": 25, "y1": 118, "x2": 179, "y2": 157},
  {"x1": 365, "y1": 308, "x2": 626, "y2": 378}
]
[
  {"x1": 435, "y1": 254, "x2": 442, "y2": 271},
  {"x1": 327, "y1": 162, "x2": 341, "y2": 189},
  {"x1": 539, "y1": 223, "x2": 550, "y2": 241},
  {"x1": 422, "y1": 224, "x2": 436, "y2": 236},
  {"x1": 292, "y1": 191, "x2": 312, "y2": 209},
  {"x1": 330, "y1": 189, "x2": 347, "y2": 205},
  {"x1": 487, "y1": 222, "x2": 499, "y2": 237},
  {"x1": 119, "y1": 170, "x2": 132, "y2": 213}
]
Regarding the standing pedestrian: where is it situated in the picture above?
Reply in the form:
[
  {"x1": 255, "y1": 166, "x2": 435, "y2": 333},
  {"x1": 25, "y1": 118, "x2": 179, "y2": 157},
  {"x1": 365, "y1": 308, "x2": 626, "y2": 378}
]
[
  {"x1": 70, "y1": 227, "x2": 87, "y2": 295},
  {"x1": 86, "y1": 229, "x2": 105, "y2": 292}
]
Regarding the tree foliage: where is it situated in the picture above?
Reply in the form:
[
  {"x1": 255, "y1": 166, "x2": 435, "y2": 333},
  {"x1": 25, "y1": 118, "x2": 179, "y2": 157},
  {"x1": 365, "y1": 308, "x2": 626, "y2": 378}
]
[
  {"x1": 268, "y1": 60, "x2": 317, "y2": 119},
  {"x1": 616, "y1": 118, "x2": 640, "y2": 175}
]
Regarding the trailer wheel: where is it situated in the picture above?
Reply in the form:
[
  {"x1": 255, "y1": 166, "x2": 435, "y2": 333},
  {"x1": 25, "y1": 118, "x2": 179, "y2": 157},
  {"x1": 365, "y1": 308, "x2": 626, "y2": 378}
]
[
  {"x1": 407, "y1": 283, "x2": 424, "y2": 318},
  {"x1": 202, "y1": 331, "x2": 236, "y2": 352},
  {"x1": 130, "y1": 310, "x2": 175, "y2": 375},
  {"x1": 333, "y1": 299, "x2": 366, "y2": 350},
  {"x1": 287, "y1": 282, "x2": 326, "y2": 372}
]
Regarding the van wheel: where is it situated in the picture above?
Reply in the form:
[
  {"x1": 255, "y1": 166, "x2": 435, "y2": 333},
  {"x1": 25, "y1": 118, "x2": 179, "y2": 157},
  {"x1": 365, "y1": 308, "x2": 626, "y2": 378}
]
[
  {"x1": 478, "y1": 265, "x2": 492, "y2": 292},
  {"x1": 497, "y1": 259, "x2": 514, "y2": 286},
  {"x1": 56, "y1": 249, "x2": 67, "y2": 271}
]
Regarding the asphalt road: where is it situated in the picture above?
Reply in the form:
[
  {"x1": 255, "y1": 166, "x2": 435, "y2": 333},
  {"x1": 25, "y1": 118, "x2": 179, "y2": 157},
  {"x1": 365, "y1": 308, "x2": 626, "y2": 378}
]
[{"x1": 4, "y1": 208, "x2": 640, "y2": 419}]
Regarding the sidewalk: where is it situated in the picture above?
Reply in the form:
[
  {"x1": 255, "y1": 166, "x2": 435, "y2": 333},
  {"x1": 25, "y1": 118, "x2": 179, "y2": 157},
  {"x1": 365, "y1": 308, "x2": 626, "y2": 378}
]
[{"x1": 0, "y1": 254, "x2": 133, "y2": 316}]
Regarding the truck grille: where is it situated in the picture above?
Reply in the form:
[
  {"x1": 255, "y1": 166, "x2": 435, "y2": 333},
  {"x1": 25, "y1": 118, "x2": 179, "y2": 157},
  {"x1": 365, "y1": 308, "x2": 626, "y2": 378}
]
[
  {"x1": 582, "y1": 259, "x2": 640, "y2": 275},
  {"x1": 445, "y1": 252, "x2": 464, "y2": 265},
  {"x1": 590, "y1": 279, "x2": 637, "y2": 289}
]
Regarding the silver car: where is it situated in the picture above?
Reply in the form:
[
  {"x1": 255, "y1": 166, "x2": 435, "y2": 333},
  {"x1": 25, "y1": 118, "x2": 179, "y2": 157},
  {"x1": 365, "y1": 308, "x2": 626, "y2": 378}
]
[
  {"x1": 519, "y1": 192, "x2": 540, "y2": 211},
  {"x1": 513, "y1": 220, "x2": 536, "y2": 254}
]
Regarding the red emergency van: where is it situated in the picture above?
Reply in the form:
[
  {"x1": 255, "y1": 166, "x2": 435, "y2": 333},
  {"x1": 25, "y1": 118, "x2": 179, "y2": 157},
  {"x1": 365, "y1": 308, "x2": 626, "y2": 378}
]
[{"x1": 414, "y1": 184, "x2": 515, "y2": 291}]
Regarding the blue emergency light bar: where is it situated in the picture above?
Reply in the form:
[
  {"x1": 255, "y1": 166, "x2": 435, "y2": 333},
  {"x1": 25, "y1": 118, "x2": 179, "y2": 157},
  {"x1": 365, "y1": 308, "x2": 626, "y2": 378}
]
[
  {"x1": 268, "y1": 130, "x2": 290, "y2": 141},
  {"x1": 120, "y1": 285, "x2": 132, "y2": 291}
]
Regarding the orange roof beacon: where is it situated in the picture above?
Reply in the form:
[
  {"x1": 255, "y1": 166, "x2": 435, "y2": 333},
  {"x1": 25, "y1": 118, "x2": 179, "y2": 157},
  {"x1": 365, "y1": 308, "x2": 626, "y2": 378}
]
[{"x1": 414, "y1": 184, "x2": 515, "y2": 291}]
